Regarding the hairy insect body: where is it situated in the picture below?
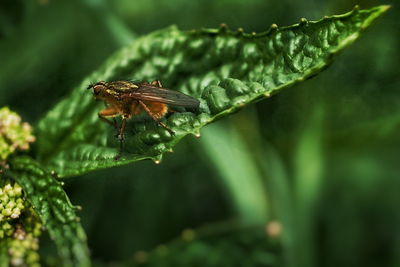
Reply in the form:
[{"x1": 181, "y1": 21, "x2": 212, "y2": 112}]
[
  {"x1": 132, "y1": 101, "x2": 168, "y2": 119},
  {"x1": 104, "y1": 100, "x2": 168, "y2": 120},
  {"x1": 88, "y1": 80, "x2": 199, "y2": 158},
  {"x1": 97, "y1": 83, "x2": 169, "y2": 120}
]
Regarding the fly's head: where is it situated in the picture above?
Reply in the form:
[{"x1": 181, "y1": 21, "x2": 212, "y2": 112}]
[{"x1": 87, "y1": 81, "x2": 117, "y2": 102}]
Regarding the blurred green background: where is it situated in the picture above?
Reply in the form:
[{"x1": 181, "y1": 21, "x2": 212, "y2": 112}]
[{"x1": 1, "y1": 0, "x2": 399, "y2": 266}]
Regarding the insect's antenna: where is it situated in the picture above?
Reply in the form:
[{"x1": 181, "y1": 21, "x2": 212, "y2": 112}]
[{"x1": 87, "y1": 83, "x2": 94, "y2": 90}]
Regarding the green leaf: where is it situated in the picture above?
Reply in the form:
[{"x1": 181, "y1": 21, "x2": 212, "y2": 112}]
[
  {"x1": 9, "y1": 157, "x2": 91, "y2": 267},
  {"x1": 199, "y1": 121, "x2": 269, "y2": 224},
  {"x1": 293, "y1": 107, "x2": 325, "y2": 267},
  {"x1": 35, "y1": 5, "x2": 389, "y2": 178}
]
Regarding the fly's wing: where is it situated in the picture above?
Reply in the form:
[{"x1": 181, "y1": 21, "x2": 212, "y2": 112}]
[{"x1": 121, "y1": 86, "x2": 200, "y2": 108}]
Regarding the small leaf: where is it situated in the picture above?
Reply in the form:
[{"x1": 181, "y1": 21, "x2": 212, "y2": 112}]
[
  {"x1": 9, "y1": 157, "x2": 90, "y2": 267},
  {"x1": 35, "y1": 6, "x2": 389, "y2": 177}
]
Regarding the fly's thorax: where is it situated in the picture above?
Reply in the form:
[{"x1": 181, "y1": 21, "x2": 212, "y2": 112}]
[
  {"x1": 107, "y1": 81, "x2": 140, "y2": 91},
  {"x1": 105, "y1": 88, "x2": 119, "y2": 96},
  {"x1": 93, "y1": 88, "x2": 120, "y2": 102}
]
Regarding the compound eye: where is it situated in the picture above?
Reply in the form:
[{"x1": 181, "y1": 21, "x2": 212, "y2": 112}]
[{"x1": 93, "y1": 85, "x2": 102, "y2": 95}]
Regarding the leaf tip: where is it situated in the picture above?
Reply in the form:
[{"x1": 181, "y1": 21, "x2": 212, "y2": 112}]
[
  {"x1": 379, "y1": 5, "x2": 391, "y2": 12},
  {"x1": 358, "y1": 5, "x2": 391, "y2": 30}
]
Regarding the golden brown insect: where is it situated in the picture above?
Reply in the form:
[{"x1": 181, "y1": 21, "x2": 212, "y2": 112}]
[{"x1": 87, "y1": 80, "x2": 199, "y2": 154}]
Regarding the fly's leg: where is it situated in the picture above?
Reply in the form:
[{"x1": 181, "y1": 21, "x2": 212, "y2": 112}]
[
  {"x1": 98, "y1": 107, "x2": 119, "y2": 130},
  {"x1": 98, "y1": 107, "x2": 126, "y2": 160},
  {"x1": 138, "y1": 100, "x2": 175, "y2": 135},
  {"x1": 118, "y1": 117, "x2": 127, "y2": 146},
  {"x1": 115, "y1": 116, "x2": 127, "y2": 160},
  {"x1": 99, "y1": 114, "x2": 118, "y2": 129}
]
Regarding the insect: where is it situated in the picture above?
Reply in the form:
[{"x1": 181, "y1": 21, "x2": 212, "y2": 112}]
[{"x1": 87, "y1": 80, "x2": 200, "y2": 155}]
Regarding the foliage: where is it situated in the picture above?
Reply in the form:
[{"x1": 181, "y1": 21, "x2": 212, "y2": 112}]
[
  {"x1": 10, "y1": 157, "x2": 90, "y2": 267},
  {"x1": 35, "y1": 5, "x2": 388, "y2": 178},
  {"x1": 0, "y1": 1, "x2": 396, "y2": 266}
]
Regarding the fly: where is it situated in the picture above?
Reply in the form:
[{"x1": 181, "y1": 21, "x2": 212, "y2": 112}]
[{"x1": 87, "y1": 80, "x2": 199, "y2": 158}]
